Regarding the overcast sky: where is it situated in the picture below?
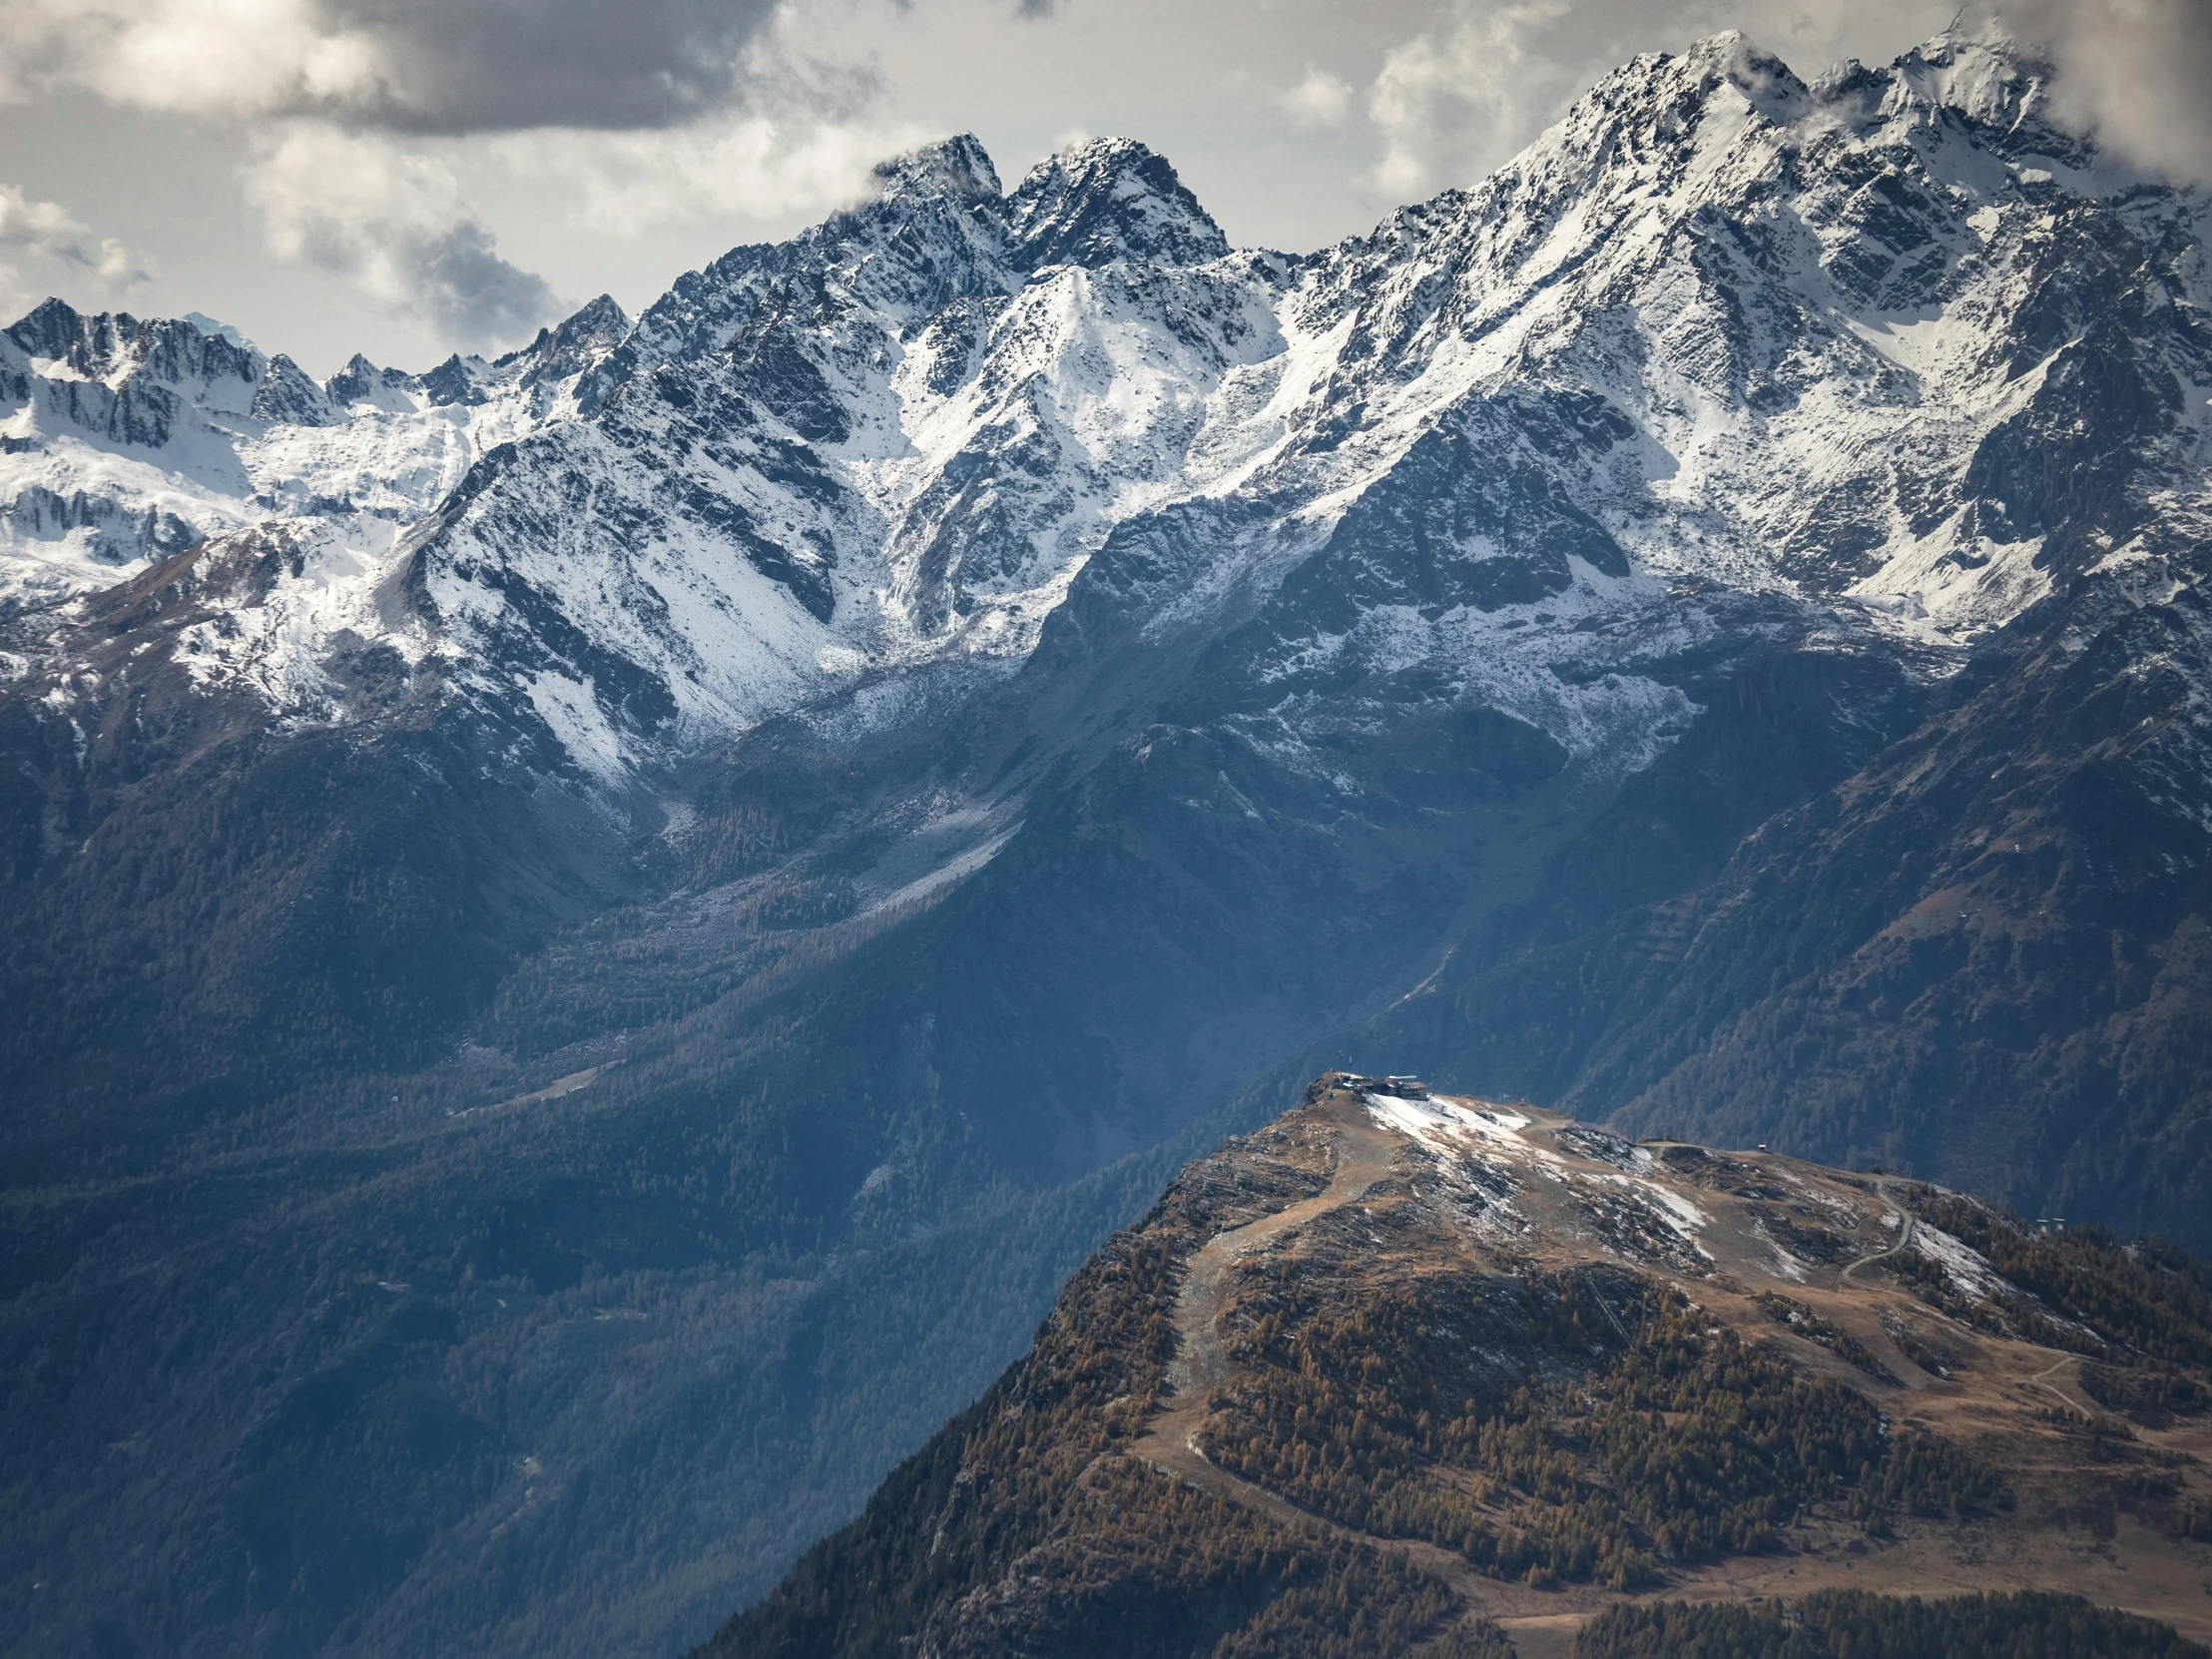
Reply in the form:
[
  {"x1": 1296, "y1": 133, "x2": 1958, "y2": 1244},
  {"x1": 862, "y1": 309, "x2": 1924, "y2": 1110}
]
[{"x1": 0, "y1": 0, "x2": 2205, "y2": 375}]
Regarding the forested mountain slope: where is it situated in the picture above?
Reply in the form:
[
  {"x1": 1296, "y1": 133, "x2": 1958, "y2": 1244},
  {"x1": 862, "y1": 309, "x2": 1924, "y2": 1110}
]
[{"x1": 717, "y1": 1076, "x2": 2212, "y2": 1658}]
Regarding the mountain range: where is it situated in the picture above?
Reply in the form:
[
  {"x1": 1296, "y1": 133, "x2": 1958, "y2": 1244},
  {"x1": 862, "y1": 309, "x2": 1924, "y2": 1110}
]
[{"x1": 2, "y1": 23, "x2": 2209, "y2": 1659}]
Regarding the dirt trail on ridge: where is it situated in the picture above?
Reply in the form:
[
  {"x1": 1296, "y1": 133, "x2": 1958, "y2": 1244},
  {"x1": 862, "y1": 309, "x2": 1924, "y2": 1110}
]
[
  {"x1": 1841, "y1": 1177, "x2": 1914, "y2": 1287},
  {"x1": 1126, "y1": 1098, "x2": 1492, "y2": 1592}
]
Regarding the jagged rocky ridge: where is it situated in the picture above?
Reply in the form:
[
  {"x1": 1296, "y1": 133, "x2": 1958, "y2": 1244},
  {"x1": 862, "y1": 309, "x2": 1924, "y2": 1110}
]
[
  {"x1": 715, "y1": 1075, "x2": 2212, "y2": 1658},
  {"x1": 13, "y1": 37, "x2": 2208, "y2": 763},
  {"x1": 0, "y1": 292, "x2": 630, "y2": 594},
  {"x1": 2, "y1": 24, "x2": 2211, "y2": 1659}
]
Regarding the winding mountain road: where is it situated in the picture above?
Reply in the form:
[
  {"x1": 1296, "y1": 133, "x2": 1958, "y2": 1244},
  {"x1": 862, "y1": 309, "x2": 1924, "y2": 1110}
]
[
  {"x1": 1130, "y1": 1099, "x2": 1401, "y2": 1514},
  {"x1": 1122, "y1": 1097, "x2": 1514, "y2": 1608},
  {"x1": 1842, "y1": 1180, "x2": 1915, "y2": 1287}
]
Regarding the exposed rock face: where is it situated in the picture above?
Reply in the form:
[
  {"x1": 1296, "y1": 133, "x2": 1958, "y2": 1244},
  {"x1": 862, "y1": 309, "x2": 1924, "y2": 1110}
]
[
  {"x1": 11, "y1": 32, "x2": 2206, "y2": 762},
  {"x1": 2, "y1": 23, "x2": 2211, "y2": 1659},
  {"x1": 0, "y1": 291, "x2": 628, "y2": 597}
]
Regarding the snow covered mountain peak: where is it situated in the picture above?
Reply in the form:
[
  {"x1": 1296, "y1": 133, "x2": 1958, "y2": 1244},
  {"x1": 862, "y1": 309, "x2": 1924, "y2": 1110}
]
[
  {"x1": 325, "y1": 350, "x2": 424, "y2": 413},
  {"x1": 507, "y1": 293, "x2": 630, "y2": 387},
  {"x1": 7, "y1": 34, "x2": 2208, "y2": 791},
  {"x1": 4, "y1": 299, "x2": 266, "y2": 424},
  {"x1": 854, "y1": 131, "x2": 1226, "y2": 271},
  {"x1": 1004, "y1": 137, "x2": 1231, "y2": 270},
  {"x1": 0, "y1": 285, "x2": 632, "y2": 608},
  {"x1": 1877, "y1": 23, "x2": 2060, "y2": 141},
  {"x1": 868, "y1": 133, "x2": 1004, "y2": 207}
]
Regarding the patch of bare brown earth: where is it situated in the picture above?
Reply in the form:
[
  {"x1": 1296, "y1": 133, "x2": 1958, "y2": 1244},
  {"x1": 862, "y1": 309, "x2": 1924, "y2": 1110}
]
[{"x1": 1133, "y1": 1077, "x2": 2212, "y2": 1658}]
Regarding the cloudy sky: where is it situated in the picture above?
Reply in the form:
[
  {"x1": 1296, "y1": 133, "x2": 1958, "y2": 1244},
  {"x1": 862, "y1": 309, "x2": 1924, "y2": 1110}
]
[{"x1": 0, "y1": 0, "x2": 2206, "y2": 374}]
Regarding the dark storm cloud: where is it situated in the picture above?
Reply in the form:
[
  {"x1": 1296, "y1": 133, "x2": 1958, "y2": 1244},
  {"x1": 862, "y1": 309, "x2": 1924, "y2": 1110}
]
[
  {"x1": 410, "y1": 221, "x2": 562, "y2": 336},
  {"x1": 0, "y1": 0, "x2": 798, "y2": 136},
  {"x1": 296, "y1": 0, "x2": 789, "y2": 134},
  {"x1": 245, "y1": 122, "x2": 562, "y2": 346}
]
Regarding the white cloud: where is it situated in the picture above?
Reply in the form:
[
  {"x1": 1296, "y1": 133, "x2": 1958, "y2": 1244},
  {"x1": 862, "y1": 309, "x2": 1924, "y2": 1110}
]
[
  {"x1": 244, "y1": 124, "x2": 558, "y2": 346},
  {"x1": 0, "y1": 0, "x2": 786, "y2": 134},
  {"x1": 1356, "y1": 0, "x2": 2212, "y2": 201},
  {"x1": 0, "y1": 0, "x2": 889, "y2": 336},
  {"x1": 0, "y1": 0, "x2": 387, "y2": 120},
  {"x1": 1366, "y1": 0, "x2": 1581, "y2": 196},
  {"x1": 2002, "y1": 0, "x2": 2212, "y2": 182},
  {"x1": 1280, "y1": 65, "x2": 1355, "y2": 130},
  {"x1": 497, "y1": 110, "x2": 934, "y2": 236},
  {"x1": 0, "y1": 182, "x2": 145, "y2": 284}
]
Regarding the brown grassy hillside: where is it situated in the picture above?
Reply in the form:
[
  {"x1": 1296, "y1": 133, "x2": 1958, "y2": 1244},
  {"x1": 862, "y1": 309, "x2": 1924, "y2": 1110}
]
[{"x1": 708, "y1": 1075, "x2": 2212, "y2": 1657}]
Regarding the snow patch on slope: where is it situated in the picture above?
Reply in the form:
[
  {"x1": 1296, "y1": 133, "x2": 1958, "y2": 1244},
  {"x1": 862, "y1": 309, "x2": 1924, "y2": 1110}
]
[{"x1": 9, "y1": 26, "x2": 2206, "y2": 796}]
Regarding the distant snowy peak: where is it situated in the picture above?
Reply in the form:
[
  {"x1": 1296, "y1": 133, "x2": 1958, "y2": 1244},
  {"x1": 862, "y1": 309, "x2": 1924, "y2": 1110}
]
[
  {"x1": 316, "y1": 295, "x2": 631, "y2": 420},
  {"x1": 6, "y1": 28, "x2": 2209, "y2": 795},
  {"x1": 869, "y1": 133, "x2": 1003, "y2": 206},
  {"x1": 324, "y1": 351, "x2": 422, "y2": 414},
  {"x1": 605, "y1": 131, "x2": 1230, "y2": 379},
  {"x1": 1004, "y1": 138, "x2": 1231, "y2": 271},
  {"x1": 1288, "y1": 22, "x2": 2207, "y2": 621},
  {"x1": 858, "y1": 131, "x2": 1228, "y2": 272},
  {"x1": 251, "y1": 355, "x2": 334, "y2": 428},
  {"x1": 1862, "y1": 25, "x2": 2080, "y2": 160},
  {"x1": 3, "y1": 298, "x2": 264, "y2": 423},
  {"x1": 509, "y1": 293, "x2": 630, "y2": 388},
  {"x1": 182, "y1": 311, "x2": 255, "y2": 349},
  {"x1": 0, "y1": 288, "x2": 635, "y2": 604}
]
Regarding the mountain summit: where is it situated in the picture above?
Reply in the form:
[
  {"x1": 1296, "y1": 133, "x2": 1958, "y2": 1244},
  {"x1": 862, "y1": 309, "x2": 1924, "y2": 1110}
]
[
  {"x1": 720, "y1": 1075, "x2": 2212, "y2": 1657},
  {"x1": 1005, "y1": 137, "x2": 1232, "y2": 269}
]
